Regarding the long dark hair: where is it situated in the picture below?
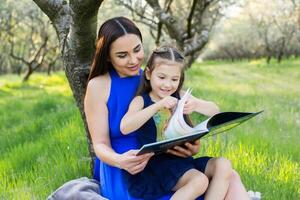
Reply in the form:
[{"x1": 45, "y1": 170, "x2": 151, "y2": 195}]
[
  {"x1": 137, "y1": 45, "x2": 185, "y2": 96},
  {"x1": 88, "y1": 17, "x2": 142, "y2": 81}
]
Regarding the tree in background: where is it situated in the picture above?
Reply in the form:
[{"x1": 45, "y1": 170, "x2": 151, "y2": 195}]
[
  {"x1": 247, "y1": 0, "x2": 299, "y2": 63},
  {"x1": 117, "y1": 0, "x2": 233, "y2": 68},
  {"x1": 0, "y1": 1, "x2": 61, "y2": 79},
  {"x1": 201, "y1": 0, "x2": 300, "y2": 63}
]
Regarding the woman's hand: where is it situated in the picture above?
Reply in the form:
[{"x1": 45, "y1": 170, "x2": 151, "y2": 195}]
[
  {"x1": 117, "y1": 150, "x2": 154, "y2": 175},
  {"x1": 167, "y1": 140, "x2": 201, "y2": 157}
]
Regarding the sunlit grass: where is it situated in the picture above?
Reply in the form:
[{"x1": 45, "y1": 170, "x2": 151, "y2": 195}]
[
  {"x1": 0, "y1": 73, "x2": 90, "y2": 199},
  {"x1": 1, "y1": 60, "x2": 299, "y2": 199},
  {"x1": 188, "y1": 59, "x2": 300, "y2": 200}
]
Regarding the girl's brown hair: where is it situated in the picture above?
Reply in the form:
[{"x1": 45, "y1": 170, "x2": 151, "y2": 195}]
[
  {"x1": 136, "y1": 45, "x2": 185, "y2": 96},
  {"x1": 137, "y1": 45, "x2": 193, "y2": 126},
  {"x1": 88, "y1": 17, "x2": 142, "y2": 81}
]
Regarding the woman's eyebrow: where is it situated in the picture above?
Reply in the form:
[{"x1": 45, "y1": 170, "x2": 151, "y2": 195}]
[
  {"x1": 133, "y1": 44, "x2": 141, "y2": 50},
  {"x1": 115, "y1": 51, "x2": 127, "y2": 55},
  {"x1": 115, "y1": 44, "x2": 141, "y2": 55}
]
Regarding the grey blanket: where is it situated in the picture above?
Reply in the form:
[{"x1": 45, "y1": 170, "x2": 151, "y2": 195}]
[{"x1": 47, "y1": 177, "x2": 108, "y2": 200}]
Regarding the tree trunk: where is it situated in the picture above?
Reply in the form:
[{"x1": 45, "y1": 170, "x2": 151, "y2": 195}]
[
  {"x1": 33, "y1": 0, "x2": 104, "y2": 174},
  {"x1": 277, "y1": 53, "x2": 283, "y2": 63},
  {"x1": 185, "y1": 51, "x2": 201, "y2": 69},
  {"x1": 23, "y1": 64, "x2": 33, "y2": 82},
  {"x1": 47, "y1": 64, "x2": 52, "y2": 75},
  {"x1": 266, "y1": 55, "x2": 271, "y2": 64},
  {"x1": 276, "y1": 38, "x2": 285, "y2": 64}
]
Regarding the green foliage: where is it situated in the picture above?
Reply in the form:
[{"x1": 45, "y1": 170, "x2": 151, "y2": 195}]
[{"x1": 0, "y1": 59, "x2": 299, "y2": 199}]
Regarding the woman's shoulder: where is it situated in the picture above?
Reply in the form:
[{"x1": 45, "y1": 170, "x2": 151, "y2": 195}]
[
  {"x1": 88, "y1": 73, "x2": 110, "y2": 86},
  {"x1": 86, "y1": 74, "x2": 111, "y2": 102}
]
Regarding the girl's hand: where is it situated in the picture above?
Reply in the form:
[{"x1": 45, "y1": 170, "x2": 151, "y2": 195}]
[
  {"x1": 183, "y1": 93, "x2": 220, "y2": 116},
  {"x1": 183, "y1": 94, "x2": 199, "y2": 114},
  {"x1": 157, "y1": 96, "x2": 178, "y2": 110},
  {"x1": 167, "y1": 140, "x2": 201, "y2": 157},
  {"x1": 117, "y1": 150, "x2": 154, "y2": 175}
]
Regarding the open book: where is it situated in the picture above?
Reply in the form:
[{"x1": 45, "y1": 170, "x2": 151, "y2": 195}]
[{"x1": 137, "y1": 89, "x2": 263, "y2": 155}]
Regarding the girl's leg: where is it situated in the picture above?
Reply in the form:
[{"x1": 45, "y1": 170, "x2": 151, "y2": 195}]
[
  {"x1": 203, "y1": 158, "x2": 250, "y2": 200},
  {"x1": 171, "y1": 169, "x2": 208, "y2": 200},
  {"x1": 224, "y1": 170, "x2": 250, "y2": 200},
  {"x1": 203, "y1": 157, "x2": 233, "y2": 200}
]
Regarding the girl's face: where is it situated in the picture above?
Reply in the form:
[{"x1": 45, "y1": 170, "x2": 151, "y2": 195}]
[
  {"x1": 109, "y1": 34, "x2": 144, "y2": 77},
  {"x1": 146, "y1": 62, "x2": 182, "y2": 100}
]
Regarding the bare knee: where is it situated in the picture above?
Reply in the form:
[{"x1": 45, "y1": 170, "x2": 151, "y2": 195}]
[
  {"x1": 213, "y1": 157, "x2": 233, "y2": 179},
  {"x1": 192, "y1": 171, "x2": 209, "y2": 189},
  {"x1": 190, "y1": 170, "x2": 209, "y2": 195},
  {"x1": 231, "y1": 170, "x2": 241, "y2": 181},
  {"x1": 187, "y1": 169, "x2": 209, "y2": 196}
]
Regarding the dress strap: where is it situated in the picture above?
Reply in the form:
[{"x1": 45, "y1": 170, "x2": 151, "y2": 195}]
[{"x1": 141, "y1": 93, "x2": 152, "y2": 108}]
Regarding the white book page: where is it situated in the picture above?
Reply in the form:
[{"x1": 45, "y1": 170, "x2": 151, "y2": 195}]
[{"x1": 164, "y1": 89, "x2": 195, "y2": 139}]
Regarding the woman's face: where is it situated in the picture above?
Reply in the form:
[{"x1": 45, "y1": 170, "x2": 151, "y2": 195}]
[{"x1": 109, "y1": 34, "x2": 144, "y2": 77}]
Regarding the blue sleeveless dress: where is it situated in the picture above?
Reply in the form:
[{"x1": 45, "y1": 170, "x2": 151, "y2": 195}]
[{"x1": 93, "y1": 68, "x2": 174, "y2": 200}]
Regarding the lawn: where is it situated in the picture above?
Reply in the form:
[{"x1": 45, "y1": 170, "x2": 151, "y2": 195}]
[{"x1": 0, "y1": 59, "x2": 299, "y2": 199}]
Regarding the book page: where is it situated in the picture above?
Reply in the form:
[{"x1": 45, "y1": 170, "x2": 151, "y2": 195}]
[
  {"x1": 164, "y1": 89, "x2": 198, "y2": 139},
  {"x1": 193, "y1": 118, "x2": 210, "y2": 132}
]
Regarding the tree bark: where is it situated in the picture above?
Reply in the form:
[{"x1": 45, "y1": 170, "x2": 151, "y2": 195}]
[
  {"x1": 121, "y1": 0, "x2": 217, "y2": 68},
  {"x1": 23, "y1": 65, "x2": 33, "y2": 82},
  {"x1": 33, "y1": 0, "x2": 104, "y2": 174}
]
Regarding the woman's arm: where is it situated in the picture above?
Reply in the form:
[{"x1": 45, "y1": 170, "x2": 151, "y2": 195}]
[
  {"x1": 84, "y1": 76, "x2": 153, "y2": 174},
  {"x1": 120, "y1": 96, "x2": 178, "y2": 134},
  {"x1": 84, "y1": 76, "x2": 119, "y2": 166}
]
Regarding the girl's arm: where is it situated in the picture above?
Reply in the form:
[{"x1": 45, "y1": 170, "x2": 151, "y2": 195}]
[
  {"x1": 186, "y1": 94, "x2": 220, "y2": 116},
  {"x1": 181, "y1": 91, "x2": 219, "y2": 116},
  {"x1": 85, "y1": 76, "x2": 152, "y2": 174},
  {"x1": 121, "y1": 96, "x2": 177, "y2": 134}
]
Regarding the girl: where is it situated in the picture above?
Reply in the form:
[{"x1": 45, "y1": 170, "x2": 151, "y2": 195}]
[{"x1": 121, "y1": 45, "x2": 217, "y2": 200}]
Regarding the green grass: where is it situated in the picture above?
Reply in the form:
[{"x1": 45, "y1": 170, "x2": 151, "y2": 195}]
[
  {"x1": 0, "y1": 59, "x2": 299, "y2": 199},
  {"x1": 187, "y1": 59, "x2": 300, "y2": 200},
  {"x1": 0, "y1": 73, "x2": 90, "y2": 199}
]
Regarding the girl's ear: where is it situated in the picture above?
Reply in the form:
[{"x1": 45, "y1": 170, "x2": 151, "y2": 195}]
[{"x1": 145, "y1": 68, "x2": 151, "y2": 80}]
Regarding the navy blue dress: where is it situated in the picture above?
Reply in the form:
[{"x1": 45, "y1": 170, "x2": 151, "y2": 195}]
[{"x1": 123, "y1": 93, "x2": 211, "y2": 200}]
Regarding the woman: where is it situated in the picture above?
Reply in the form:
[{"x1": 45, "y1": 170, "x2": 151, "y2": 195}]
[{"x1": 84, "y1": 16, "x2": 250, "y2": 200}]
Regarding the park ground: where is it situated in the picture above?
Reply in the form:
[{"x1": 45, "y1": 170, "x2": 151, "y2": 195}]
[{"x1": 0, "y1": 59, "x2": 299, "y2": 199}]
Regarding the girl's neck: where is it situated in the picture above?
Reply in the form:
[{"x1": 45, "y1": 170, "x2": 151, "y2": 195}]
[{"x1": 149, "y1": 91, "x2": 162, "y2": 102}]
